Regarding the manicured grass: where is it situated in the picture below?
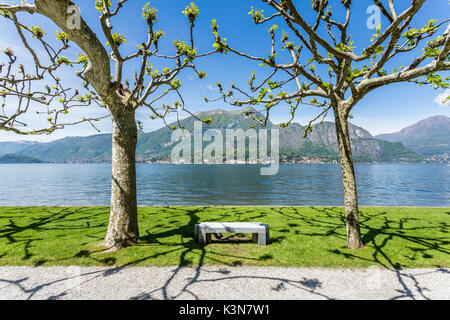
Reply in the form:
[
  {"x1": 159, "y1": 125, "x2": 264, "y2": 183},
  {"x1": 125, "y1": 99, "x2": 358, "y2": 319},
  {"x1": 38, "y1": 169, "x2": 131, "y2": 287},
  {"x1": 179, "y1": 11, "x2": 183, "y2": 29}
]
[{"x1": 0, "y1": 206, "x2": 448, "y2": 268}]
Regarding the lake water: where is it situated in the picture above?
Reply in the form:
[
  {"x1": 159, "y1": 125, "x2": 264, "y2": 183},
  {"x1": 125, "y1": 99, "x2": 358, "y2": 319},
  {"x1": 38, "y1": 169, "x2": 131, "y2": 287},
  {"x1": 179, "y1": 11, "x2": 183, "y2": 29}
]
[{"x1": 0, "y1": 163, "x2": 449, "y2": 207}]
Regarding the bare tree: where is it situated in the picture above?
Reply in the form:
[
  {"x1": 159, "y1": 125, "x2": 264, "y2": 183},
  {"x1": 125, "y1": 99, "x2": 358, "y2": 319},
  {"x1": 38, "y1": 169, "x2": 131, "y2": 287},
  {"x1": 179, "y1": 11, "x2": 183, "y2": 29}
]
[
  {"x1": 209, "y1": 0, "x2": 450, "y2": 249},
  {"x1": 0, "y1": 0, "x2": 214, "y2": 250},
  {"x1": 0, "y1": 15, "x2": 106, "y2": 135}
]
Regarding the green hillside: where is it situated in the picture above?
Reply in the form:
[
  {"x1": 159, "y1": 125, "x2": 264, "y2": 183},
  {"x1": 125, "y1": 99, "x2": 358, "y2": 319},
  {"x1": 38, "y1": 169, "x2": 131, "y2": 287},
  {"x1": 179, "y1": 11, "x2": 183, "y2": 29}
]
[
  {"x1": 0, "y1": 141, "x2": 39, "y2": 157},
  {"x1": 0, "y1": 153, "x2": 42, "y2": 163},
  {"x1": 7, "y1": 108, "x2": 424, "y2": 163},
  {"x1": 375, "y1": 115, "x2": 450, "y2": 156},
  {"x1": 18, "y1": 134, "x2": 112, "y2": 163}
]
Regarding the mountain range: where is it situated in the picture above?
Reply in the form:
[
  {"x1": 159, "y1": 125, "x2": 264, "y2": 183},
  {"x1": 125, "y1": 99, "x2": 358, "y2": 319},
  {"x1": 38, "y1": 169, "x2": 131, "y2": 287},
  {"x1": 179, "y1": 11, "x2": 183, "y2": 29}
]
[
  {"x1": 0, "y1": 141, "x2": 39, "y2": 157},
  {"x1": 375, "y1": 115, "x2": 450, "y2": 157},
  {"x1": 0, "y1": 110, "x2": 448, "y2": 164}
]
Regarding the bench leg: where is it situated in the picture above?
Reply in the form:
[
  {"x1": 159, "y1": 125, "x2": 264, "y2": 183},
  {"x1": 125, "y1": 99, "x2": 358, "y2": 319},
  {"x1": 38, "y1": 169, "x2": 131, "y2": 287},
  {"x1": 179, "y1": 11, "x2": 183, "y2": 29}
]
[
  {"x1": 257, "y1": 232, "x2": 267, "y2": 246},
  {"x1": 252, "y1": 233, "x2": 258, "y2": 243},
  {"x1": 194, "y1": 224, "x2": 199, "y2": 243},
  {"x1": 198, "y1": 230, "x2": 212, "y2": 245},
  {"x1": 198, "y1": 229, "x2": 207, "y2": 244},
  {"x1": 265, "y1": 224, "x2": 270, "y2": 244}
]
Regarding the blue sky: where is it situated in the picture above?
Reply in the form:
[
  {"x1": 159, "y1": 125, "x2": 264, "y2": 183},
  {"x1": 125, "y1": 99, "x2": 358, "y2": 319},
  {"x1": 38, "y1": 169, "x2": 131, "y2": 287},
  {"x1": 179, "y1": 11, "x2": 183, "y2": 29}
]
[{"x1": 0, "y1": 0, "x2": 449, "y2": 142}]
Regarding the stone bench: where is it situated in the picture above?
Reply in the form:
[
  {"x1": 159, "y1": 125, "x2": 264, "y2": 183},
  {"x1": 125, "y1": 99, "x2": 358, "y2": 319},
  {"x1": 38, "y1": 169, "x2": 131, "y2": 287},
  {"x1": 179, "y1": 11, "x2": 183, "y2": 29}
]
[{"x1": 194, "y1": 222, "x2": 269, "y2": 245}]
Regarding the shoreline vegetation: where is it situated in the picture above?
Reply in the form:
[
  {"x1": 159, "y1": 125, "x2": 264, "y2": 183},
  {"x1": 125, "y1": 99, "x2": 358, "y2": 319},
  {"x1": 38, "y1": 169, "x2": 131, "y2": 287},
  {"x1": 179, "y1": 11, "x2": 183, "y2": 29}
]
[
  {"x1": 0, "y1": 206, "x2": 448, "y2": 269},
  {"x1": 1, "y1": 158, "x2": 449, "y2": 164},
  {"x1": 1, "y1": 114, "x2": 449, "y2": 165}
]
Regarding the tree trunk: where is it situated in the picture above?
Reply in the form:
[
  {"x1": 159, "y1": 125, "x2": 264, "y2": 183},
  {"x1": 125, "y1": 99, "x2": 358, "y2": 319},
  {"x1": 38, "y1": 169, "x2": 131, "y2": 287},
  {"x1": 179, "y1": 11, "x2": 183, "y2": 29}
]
[
  {"x1": 104, "y1": 109, "x2": 139, "y2": 250},
  {"x1": 333, "y1": 107, "x2": 364, "y2": 250}
]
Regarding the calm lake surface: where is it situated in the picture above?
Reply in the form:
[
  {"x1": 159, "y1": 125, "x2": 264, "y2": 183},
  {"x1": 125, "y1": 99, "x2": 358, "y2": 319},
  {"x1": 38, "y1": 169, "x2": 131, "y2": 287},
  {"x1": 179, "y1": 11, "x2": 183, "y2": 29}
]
[{"x1": 0, "y1": 163, "x2": 449, "y2": 206}]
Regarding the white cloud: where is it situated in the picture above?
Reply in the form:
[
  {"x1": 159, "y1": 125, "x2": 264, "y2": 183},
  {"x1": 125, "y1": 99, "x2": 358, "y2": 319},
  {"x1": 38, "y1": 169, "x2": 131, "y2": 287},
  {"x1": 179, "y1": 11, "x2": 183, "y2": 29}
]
[{"x1": 434, "y1": 89, "x2": 450, "y2": 107}]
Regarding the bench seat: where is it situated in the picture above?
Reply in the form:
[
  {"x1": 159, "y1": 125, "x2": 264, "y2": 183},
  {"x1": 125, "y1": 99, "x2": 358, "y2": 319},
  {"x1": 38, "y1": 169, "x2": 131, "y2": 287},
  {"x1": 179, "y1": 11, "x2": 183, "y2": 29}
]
[{"x1": 194, "y1": 222, "x2": 269, "y2": 245}]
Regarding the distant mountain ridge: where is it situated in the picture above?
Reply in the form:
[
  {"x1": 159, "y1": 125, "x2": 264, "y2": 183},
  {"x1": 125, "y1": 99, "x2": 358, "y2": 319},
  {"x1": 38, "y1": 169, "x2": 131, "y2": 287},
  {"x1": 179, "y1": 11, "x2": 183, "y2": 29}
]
[
  {"x1": 1, "y1": 109, "x2": 446, "y2": 163},
  {"x1": 278, "y1": 121, "x2": 421, "y2": 163},
  {"x1": 0, "y1": 154, "x2": 42, "y2": 163},
  {"x1": 375, "y1": 115, "x2": 450, "y2": 156},
  {"x1": 132, "y1": 108, "x2": 422, "y2": 163},
  {"x1": 0, "y1": 141, "x2": 40, "y2": 157},
  {"x1": 15, "y1": 134, "x2": 112, "y2": 163}
]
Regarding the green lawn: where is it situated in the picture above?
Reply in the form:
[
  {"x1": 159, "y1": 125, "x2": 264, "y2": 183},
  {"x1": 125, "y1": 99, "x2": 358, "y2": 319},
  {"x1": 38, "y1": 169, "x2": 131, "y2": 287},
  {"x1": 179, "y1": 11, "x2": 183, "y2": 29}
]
[{"x1": 0, "y1": 206, "x2": 448, "y2": 269}]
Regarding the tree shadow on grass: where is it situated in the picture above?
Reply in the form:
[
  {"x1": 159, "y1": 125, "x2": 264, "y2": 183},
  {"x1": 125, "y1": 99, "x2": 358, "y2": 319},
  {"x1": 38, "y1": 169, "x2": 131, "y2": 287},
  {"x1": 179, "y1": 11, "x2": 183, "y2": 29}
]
[
  {"x1": 0, "y1": 207, "x2": 108, "y2": 263},
  {"x1": 269, "y1": 206, "x2": 450, "y2": 300},
  {"x1": 124, "y1": 205, "x2": 329, "y2": 299},
  {"x1": 0, "y1": 206, "x2": 329, "y2": 300},
  {"x1": 1, "y1": 206, "x2": 448, "y2": 300},
  {"x1": 268, "y1": 207, "x2": 449, "y2": 269},
  {"x1": 93, "y1": 207, "x2": 327, "y2": 300}
]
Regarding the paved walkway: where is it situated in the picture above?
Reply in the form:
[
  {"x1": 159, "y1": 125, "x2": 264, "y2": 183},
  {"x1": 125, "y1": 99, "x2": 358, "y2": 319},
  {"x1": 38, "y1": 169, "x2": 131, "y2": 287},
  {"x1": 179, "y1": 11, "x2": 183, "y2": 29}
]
[{"x1": 0, "y1": 266, "x2": 448, "y2": 300}]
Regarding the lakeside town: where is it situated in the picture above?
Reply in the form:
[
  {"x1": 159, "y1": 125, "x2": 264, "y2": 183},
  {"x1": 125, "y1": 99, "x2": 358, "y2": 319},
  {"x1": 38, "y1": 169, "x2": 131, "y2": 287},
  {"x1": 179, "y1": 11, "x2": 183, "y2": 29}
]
[{"x1": 140, "y1": 154, "x2": 449, "y2": 165}]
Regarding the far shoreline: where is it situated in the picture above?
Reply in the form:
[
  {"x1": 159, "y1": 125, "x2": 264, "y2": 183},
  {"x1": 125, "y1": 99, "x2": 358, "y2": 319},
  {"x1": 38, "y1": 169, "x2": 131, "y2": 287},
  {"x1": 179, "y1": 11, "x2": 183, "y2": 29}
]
[{"x1": 1, "y1": 161, "x2": 448, "y2": 165}]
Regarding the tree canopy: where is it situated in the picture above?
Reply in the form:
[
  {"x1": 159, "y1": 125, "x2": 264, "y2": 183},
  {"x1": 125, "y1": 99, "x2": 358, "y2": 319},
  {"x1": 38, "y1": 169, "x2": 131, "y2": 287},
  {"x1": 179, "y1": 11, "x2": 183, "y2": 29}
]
[
  {"x1": 0, "y1": 0, "x2": 214, "y2": 135},
  {"x1": 208, "y1": 0, "x2": 449, "y2": 132}
]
